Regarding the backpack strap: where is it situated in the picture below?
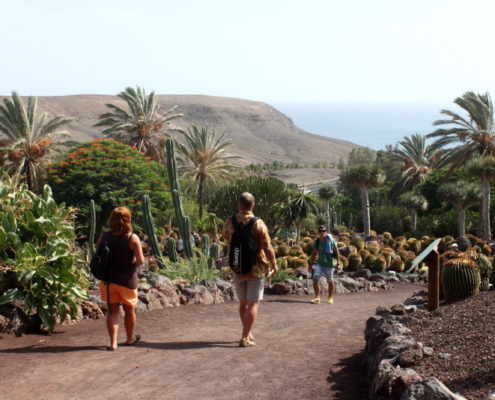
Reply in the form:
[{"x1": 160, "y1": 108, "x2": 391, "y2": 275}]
[
  {"x1": 103, "y1": 231, "x2": 112, "y2": 313},
  {"x1": 231, "y1": 215, "x2": 259, "y2": 231}
]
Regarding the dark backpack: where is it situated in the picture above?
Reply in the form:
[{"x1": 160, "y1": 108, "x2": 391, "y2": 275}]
[
  {"x1": 90, "y1": 232, "x2": 113, "y2": 282},
  {"x1": 229, "y1": 215, "x2": 259, "y2": 274}
]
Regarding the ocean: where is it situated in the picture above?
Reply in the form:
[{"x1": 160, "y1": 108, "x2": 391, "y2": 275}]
[{"x1": 270, "y1": 101, "x2": 454, "y2": 151}]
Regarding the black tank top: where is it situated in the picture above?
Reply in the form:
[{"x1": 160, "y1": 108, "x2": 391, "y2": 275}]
[{"x1": 106, "y1": 232, "x2": 138, "y2": 290}]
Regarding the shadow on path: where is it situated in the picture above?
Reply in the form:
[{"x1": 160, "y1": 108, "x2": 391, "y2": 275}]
[
  {"x1": 327, "y1": 351, "x2": 369, "y2": 400},
  {"x1": 0, "y1": 345, "x2": 103, "y2": 353}
]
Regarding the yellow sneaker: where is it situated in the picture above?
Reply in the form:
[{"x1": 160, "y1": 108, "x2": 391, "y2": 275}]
[
  {"x1": 328, "y1": 297, "x2": 334, "y2": 304},
  {"x1": 310, "y1": 297, "x2": 321, "y2": 304}
]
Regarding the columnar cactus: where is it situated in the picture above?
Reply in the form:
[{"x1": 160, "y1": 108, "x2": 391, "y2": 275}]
[
  {"x1": 89, "y1": 199, "x2": 96, "y2": 257},
  {"x1": 442, "y1": 258, "x2": 481, "y2": 301},
  {"x1": 142, "y1": 195, "x2": 166, "y2": 270},
  {"x1": 337, "y1": 203, "x2": 342, "y2": 226},
  {"x1": 347, "y1": 213, "x2": 353, "y2": 229},
  {"x1": 166, "y1": 138, "x2": 194, "y2": 260},
  {"x1": 210, "y1": 243, "x2": 220, "y2": 261},
  {"x1": 333, "y1": 212, "x2": 338, "y2": 228},
  {"x1": 201, "y1": 233, "x2": 210, "y2": 258},
  {"x1": 167, "y1": 237, "x2": 178, "y2": 263}
]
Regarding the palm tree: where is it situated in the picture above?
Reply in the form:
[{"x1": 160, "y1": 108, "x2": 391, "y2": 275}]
[
  {"x1": 427, "y1": 91, "x2": 495, "y2": 241},
  {"x1": 0, "y1": 91, "x2": 75, "y2": 192},
  {"x1": 437, "y1": 181, "x2": 482, "y2": 237},
  {"x1": 175, "y1": 125, "x2": 241, "y2": 219},
  {"x1": 318, "y1": 184, "x2": 337, "y2": 228},
  {"x1": 340, "y1": 164, "x2": 386, "y2": 237},
  {"x1": 466, "y1": 157, "x2": 495, "y2": 241},
  {"x1": 389, "y1": 133, "x2": 442, "y2": 198},
  {"x1": 398, "y1": 192, "x2": 428, "y2": 232},
  {"x1": 94, "y1": 86, "x2": 182, "y2": 164},
  {"x1": 280, "y1": 193, "x2": 321, "y2": 244}
]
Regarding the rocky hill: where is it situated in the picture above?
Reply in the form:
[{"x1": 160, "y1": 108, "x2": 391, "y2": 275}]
[{"x1": 2, "y1": 94, "x2": 360, "y2": 183}]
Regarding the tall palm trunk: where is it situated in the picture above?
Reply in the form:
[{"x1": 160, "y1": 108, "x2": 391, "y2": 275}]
[
  {"x1": 483, "y1": 178, "x2": 491, "y2": 241},
  {"x1": 362, "y1": 187, "x2": 371, "y2": 237},
  {"x1": 459, "y1": 209, "x2": 466, "y2": 237},
  {"x1": 325, "y1": 200, "x2": 331, "y2": 230},
  {"x1": 411, "y1": 210, "x2": 417, "y2": 231},
  {"x1": 198, "y1": 175, "x2": 205, "y2": 220},
  {"x1": 296, "y1": 220, "x2": 302, "y2": 245}
]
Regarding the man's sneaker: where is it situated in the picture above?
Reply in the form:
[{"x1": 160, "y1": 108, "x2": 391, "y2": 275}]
[
  {"x1": 239, "y1": 338, "x2": 255, "y2": 347},
  {"x1": 328, "y1": 297, "x2": 334, "y2": 304},
  {"x1": 310, "y1": 298, "x2": 321, "y2": 304}
]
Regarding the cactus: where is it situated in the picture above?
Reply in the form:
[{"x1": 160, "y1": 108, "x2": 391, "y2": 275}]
[
  {"x1": 465, "y1": 252, "x2": 492, "y2": 291},
  {"x1": 383, "y1": 232, "x2": 392, "y2": 240},
  {"x1": 89, "y1": 199, "x2": 96, "y2": 257},
  {"x1": 337, "y1": 203, "x2": 342, "y2": 226},
  {"x1": 166, "y1": 138, "x2": 194, "y2": 260},
  {"x1": 441, "y1": 258, "x2": 481, "y2": 301},
  {"x1": 142, "y1": 195, "x2": 166, "y2": 269},
  {"x1": 366, "y1": 243, "x2": 379, "y2": 255},
  {"x1": 276, "y1": 244, "x2": 290, "y2": 257},
  {"x1": 363, "y1": 254, "x2": 376, "y2": 269},
  {"x1": 347, "y1": 213, "x2": 353, "y2": 229},
  {"x1": 201, "y1": 234, "x2": 210, "y2": 257},
  {"x1": 390, "y1": 258, "x2": 405, "y2": 273},
  {"x1": 347, "y1": 253, "x2": 362, "y2": 271},
  {"x1": 332, "y1": 212, "x2": 338, "y2": 228},
  {"x1": 350, "y1": 237, "x2": 364, "y2": 251},
  {"x1": 167, "y1": 237, "x2": 178, "y2": 263},
  {"x1": 210, "y1": 243, "x2": 220, "y2": 260},
  {"x1": 373, "y1": 255, "x2": 387, "y2": 272}
]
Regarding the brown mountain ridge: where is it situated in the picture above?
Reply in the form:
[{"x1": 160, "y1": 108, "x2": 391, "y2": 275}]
[{"x1": 2, "y1": 94, "x2": 360, "y2": 184}]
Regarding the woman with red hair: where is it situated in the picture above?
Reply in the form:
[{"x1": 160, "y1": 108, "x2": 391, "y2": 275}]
[{"x1": 96, "y1": 207, "x2": 144, "y2": 351}]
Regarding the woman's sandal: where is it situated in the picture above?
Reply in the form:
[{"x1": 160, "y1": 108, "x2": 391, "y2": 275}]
[
  {"x1": 125, "y1": 334, "x2": 141, "y2": 346},
  {"x1": 106, "y1": 346, "x2": 117, "y2": 351}
]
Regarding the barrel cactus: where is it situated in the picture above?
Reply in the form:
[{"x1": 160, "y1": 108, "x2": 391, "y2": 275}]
[
  {"x1": 339, "y1": 255, "x2": 348, "y2": 270},
  {"x1": 383, "y1": 232, "x2": 392, "y2": 240},
  {"x1": 465, "y1": 252, "x2": 492, "y2": 292},
  {"x1": 390, "y1": 258, "x2": 405, "y2": 273},
  {"x1": 372, "y1": 255, "x2": 387, "y2": 272},
  {"x1": 350, "y1": 237, "x2": 364, "y2": 251},
  {"x1": 366, "y1": 244, "x2": 379, "y2": 255},
  {"x1": 359, "y1": 249, "x2": 370, "y2": 260},
  {"x1": 347, "y1": 253, "x2": 362, "y2": 271},
  {"x1": 276, "y1": 244, "x2": 290, "y2": 257},
  {"x1": 363, "y1": 254, "x2": 376, "y2": 269},
  {"x1": 405, "y1": 257, "x2": 417, "y2": 273},
  {"x1": 441, "y1": 258, "x2": 481, "y2": 301}
]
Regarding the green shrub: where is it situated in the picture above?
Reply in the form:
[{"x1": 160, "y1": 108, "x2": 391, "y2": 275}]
[
  {"x1": 47, "y1": 139, "x2": 173, "y2": 237},
  {"x1": 0, "y1": 177, "x2": 88, "y2": 332},
  {"x1": 159, "y1": 255, "x2": 220, "y2": 283}
]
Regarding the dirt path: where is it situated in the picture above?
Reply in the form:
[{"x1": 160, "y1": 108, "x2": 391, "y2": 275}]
[{"x1": 0, "y1": 283, "x2": 421, "y2": 400}]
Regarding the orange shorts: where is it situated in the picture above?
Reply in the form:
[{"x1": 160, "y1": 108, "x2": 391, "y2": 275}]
[{"x1": 100, "y1": 282, "x2": 138, "y2": 306}]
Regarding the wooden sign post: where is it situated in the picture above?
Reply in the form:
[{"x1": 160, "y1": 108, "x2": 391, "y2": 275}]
[{"x1": 406, "y1": 238, "x2": 441, "y2": 311}]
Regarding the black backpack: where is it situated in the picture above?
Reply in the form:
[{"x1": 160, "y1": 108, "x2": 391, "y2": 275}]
[
  {"x1": 90, "y1": 232, "x2": 113, "y2": 282},
  {"x1": 229, "y1": 215, "x2": 259, "y2": 274}
]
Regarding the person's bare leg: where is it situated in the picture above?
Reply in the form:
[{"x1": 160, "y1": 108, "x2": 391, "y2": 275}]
[
  {"x1": 106, "y1": 303, "x2": 120, "y2": 350},
  {"x1": 241, "y1": 300, "x2": 260, "y2": 340},
  {"x1": 328, "y1": 281, "x2": 335, "y2": 302},
  {"x1": 313, "y1": 282, "x2": 321, "y2": 298},
  {"x1": 123, "y1": 303, "x2": 137, "y2": 344}
]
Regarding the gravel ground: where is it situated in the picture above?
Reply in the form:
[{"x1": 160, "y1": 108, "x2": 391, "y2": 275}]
[{"x1": 403, "y1": 291, "x2": 495, "y2": 400}]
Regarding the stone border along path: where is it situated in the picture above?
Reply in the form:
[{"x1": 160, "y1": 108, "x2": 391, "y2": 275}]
[{"x1": 0, "y1": 283, "x2": 421, "y2": 400}]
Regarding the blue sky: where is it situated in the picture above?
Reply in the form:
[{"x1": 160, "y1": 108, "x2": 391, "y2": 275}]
[{"x1": 2, "y1": 0, "x2": 494, "y2": 103}]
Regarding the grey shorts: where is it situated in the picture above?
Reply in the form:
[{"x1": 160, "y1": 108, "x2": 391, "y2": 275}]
[
  {"x1": 313, "y1": 264, "x2": 335, "y2": 284},
  {"x1": 233, "y1": 275, "x2": 265, "y2": 301}
]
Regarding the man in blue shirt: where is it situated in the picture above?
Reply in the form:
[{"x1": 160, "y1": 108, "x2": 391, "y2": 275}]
[{"x1": 308, "y1": 225, "x2": 341, "y2": 304}]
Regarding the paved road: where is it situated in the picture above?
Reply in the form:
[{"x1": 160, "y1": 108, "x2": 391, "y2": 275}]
[{"x1": 0, "y1": 283, "x2": 421, "y2": 400}]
